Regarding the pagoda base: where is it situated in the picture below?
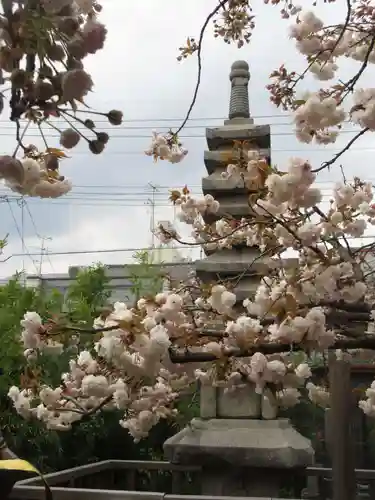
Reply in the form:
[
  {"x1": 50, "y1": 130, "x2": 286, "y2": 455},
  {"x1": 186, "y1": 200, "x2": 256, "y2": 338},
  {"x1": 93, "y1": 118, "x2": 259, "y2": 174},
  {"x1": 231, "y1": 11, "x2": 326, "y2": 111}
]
[{"x1": 164, "y1": 418, "x2": 314, "y2": 497}]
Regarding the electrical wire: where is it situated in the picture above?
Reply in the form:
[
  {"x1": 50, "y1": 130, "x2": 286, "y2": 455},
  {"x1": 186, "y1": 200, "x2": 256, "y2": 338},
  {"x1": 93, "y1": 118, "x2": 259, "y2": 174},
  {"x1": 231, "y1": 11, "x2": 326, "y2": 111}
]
[
  {"x1": 0, "y1": 185, "x2": 368, "y2": 198},
  {"x1": 4, "y1": 236, "x2": 375, "y2": 260},
  {"x1": 1, "y1": 180, "x2": 372, "y2": 200},
  {"x1": 0, "y1": 114, "x2": 294, "y2": 124},
  {"x1": 23, "y1": 200, "x2": 56, "y2": 273},
  {"x1": 8, "y1": 245, "x2": 193, "y2": 258},
  {"x1": 5, "y1": 199, "x2": 39, "y2": 273},
  {"x1": 33, "y1": 178, "x2": 375, "y2": 189},
  {"x1": 3, "y1": 146, "x2": 371, "y2": 155},
  {"x1": 0, "y1": 129, "x2": 363, "y2": 139},
  {"x1": 0, "y1": 194, "x2": 345, "y2": 207},
  {"x1": 0, "y1": 122, "x2": 360, "y2": 131}
]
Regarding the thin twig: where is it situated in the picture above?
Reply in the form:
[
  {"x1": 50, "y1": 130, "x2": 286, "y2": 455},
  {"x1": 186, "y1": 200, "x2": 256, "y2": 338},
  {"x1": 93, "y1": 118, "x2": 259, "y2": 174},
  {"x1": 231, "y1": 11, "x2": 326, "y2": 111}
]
[
  {"x1": 312, "y1": 127, "x2": 369, "y2": 173},
  {"x1": 59, "y1": 110, "x2": 90, "y2": 143},
  {"x1": 12, "y1": 120, "x2": 31, "y2": 157},
  {"x1": 338, "y1": 32, "x2": 375, "y2": 104},
  {"x1": 38, "y1": 123, "x2": 48, "y2": 150},
  {"x1": 175, "y1": 0, "x2": 229, "y2": 135},
  {"x1": 320, "y1": 0, "x2": 351, "y2": 72}
]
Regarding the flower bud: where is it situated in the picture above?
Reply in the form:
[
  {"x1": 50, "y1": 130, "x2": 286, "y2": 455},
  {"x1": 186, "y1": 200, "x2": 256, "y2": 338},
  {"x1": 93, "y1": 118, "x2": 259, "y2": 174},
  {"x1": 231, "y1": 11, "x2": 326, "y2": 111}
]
[
  {"x1": 10, "y1": 68, "x2": 28, "y2": 88},
  {"x1": 84, "y1": 119, "x2": 95, "y2": 129},
  {"x1": 96, "y1": 132, "x2": 109, "y2": 144},
  {"x1": 0, "y1": 155, "x2": 24, "y2": 184},
  {"x1": 66, "y1": 39, "x2": 87, "y2": 60},
  {"x1": 35, "y1": 80, "x2": 54, "y2": 101},
  {"x1": 57, "y1": 17, "x2": 79, "y2": 37},
  {"x1": 61, "y1": 69, "x2": 93, "y2": 102},
  {"x1": 82, "y1": 21, "x2": 107, "y2": 54},
  {"x1": 67, "y1": 58, "x2": 83, "y2": 70},
  {"x1": 47, "y1": 44, "x2": 65, "y2": 62},
  {"x1": 107, "y1": 109, "x2": 123, "y2": 126},
  {"x1": 60, "y1": 128, "x2": 80, "y2": 149},
  {"x1": 89, "y1": 139, "x2": 105, "y2": 154}
]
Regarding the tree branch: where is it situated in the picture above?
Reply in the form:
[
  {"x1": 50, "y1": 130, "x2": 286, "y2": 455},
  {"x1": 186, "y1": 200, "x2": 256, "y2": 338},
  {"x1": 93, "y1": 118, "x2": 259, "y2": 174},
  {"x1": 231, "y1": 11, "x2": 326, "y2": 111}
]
[
  {"x1": 312, "y1": 127, "x2": 369, "y2": 173},
  {"x1": 175, "y1": 0, "x2": 229, "y2": 135},
  {"x1": 169, "y1": 335, "x2": 375, "y2": 363}
]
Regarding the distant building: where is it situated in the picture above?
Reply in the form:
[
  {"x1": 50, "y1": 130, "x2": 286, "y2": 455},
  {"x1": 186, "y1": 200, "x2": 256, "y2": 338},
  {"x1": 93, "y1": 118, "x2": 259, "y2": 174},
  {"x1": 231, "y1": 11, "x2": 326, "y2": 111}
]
[{"x1": 25, "y1": 246, "x2": 194, "y2": 305}]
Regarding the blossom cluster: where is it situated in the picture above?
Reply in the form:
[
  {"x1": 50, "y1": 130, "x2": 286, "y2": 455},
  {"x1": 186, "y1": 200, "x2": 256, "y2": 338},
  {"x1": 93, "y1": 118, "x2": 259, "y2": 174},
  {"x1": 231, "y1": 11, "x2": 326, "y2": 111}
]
[
  {"x1": 0, "y1": 151, "x2": 72, "y2": 198},
  {"x1": 263, "y1": 6, "x2": 375, "y2": 148},
  {"x1": 293, "y1": 95, "x2": 345, "y2": 145},
  {"x1": 145, "y1": 131, "x2": 188, "y2": 163},
  {"x1": 289, "y1": 9, "x2": 375, "y2": 82},
  {"x1": 221, "y1": 148, "x2": 270, "y2": 189},
  {"x1": 0, "y1": 0, "x2": 123, "y2": 198},
  {"x1": 12, "y1": 301, "x2": 190, "y2": 440},
  {"x1": 11, "y1": 289, "x2": 323, "y2": 437},
  {"x1": 196, "y1": 353, "x2": 313, "y2": 410},
  {"x1": 359, "y1": 381, "x2": 375, "y2": 417}
]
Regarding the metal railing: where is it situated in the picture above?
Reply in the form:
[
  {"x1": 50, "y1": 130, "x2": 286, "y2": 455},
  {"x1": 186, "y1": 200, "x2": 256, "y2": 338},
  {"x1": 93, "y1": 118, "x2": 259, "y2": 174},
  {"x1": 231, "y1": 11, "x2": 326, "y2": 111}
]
[
  {"x1": 301, "y1": 466, "x2": 375, "y2": 499},
  {"x1": 10, "y1": 460, "x2": 201, "y2": 500},
  {"x1": 9, "y1": 460, "x2": 375, "y2": 500}
]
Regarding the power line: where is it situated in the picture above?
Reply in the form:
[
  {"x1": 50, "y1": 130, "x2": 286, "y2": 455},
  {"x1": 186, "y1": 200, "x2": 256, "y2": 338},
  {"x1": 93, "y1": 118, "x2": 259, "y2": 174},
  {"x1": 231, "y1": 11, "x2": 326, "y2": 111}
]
[
  {"x1": 0, "y1": 184, "x2": 367, "y2": 200},
  {"x1": 0, "y1": 187, "x2": 356, "y2": 197},
  {"x1": 23, "y1": 200, "x2": 55, "y2": 273},
  {"x1": 5, "y1": 235, "x2": 375, "y2": 260},
  {"x1": 0, "y1": 123, "x2": 299, "y2": 131},
  {"x1": 0, "y1": 129, "x2": 362, "y2": 139},
  {"x1": 7, "y1": 245, "x2": 192, "y2": 258},
  {"x1": 20, "y1": 198, "x2": 25, "y2": 279},
  {"x1": 0, "y1": 146, "x2": 368, "y2": 157},
  {"x1": 0, "y1": 200, "x2": 359, "y2": 209},
  {"x1": 0, "y1": 121, "x2": 361, "y2": 131},
  {"x1": 39, "y1": 178, "x2": 375, "y2": 189},
  {"x1": 0, "y1": 186, "x2": 369, "y2": 199},
  {"x1": 23, "y1": 200, "x2": 42, "y2": 238},
  {"x1": 0, "y1": 114, "x2": 292, "y2": 124},
  {"x1": 1, "y1": 178, "x2": 372, "y2": 198},
  {"x1": 2, "y1": 191, "x2": 343, "y2": 202}
]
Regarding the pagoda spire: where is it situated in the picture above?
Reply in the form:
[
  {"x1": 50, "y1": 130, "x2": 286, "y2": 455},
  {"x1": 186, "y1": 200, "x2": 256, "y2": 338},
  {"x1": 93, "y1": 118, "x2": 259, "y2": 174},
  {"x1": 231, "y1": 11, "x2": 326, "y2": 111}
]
[{"x1": 228, "y1": 60, "x2": 253, "y2": 123}]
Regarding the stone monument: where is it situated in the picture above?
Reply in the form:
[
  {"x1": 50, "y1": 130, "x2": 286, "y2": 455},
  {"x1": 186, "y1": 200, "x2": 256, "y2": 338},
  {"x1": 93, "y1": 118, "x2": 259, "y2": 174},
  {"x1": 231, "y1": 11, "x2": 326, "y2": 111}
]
[{"x1": 164, "y1": 61, "x2": 314, "y2": 497}]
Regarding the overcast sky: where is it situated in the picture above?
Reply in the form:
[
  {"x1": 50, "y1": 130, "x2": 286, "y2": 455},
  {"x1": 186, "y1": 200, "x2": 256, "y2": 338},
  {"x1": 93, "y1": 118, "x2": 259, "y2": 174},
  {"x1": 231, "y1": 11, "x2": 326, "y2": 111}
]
[{"x1": 1, "y1": 0, "x2": 374, "y2": 278}]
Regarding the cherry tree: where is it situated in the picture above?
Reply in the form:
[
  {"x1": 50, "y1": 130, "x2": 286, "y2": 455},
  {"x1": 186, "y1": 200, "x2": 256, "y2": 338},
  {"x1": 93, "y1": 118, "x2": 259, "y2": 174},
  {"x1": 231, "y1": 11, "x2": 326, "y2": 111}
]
[{"x1": 5, "y1": 0, "x2": 375, "y2": 441}]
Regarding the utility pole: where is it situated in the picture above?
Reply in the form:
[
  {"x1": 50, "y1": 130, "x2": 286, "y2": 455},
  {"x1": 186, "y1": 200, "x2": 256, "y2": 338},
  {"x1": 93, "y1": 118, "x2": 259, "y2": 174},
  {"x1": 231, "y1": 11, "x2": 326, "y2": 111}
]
[
  {"x1": 147, "y1": 183, "x2": 159, "y2": 247},
  {"x1": 20, "y1": 197, "x2": 26, "y2": 285},
  {"x1": 38, "y1": 236, "x2": 52, "y2": 276}
]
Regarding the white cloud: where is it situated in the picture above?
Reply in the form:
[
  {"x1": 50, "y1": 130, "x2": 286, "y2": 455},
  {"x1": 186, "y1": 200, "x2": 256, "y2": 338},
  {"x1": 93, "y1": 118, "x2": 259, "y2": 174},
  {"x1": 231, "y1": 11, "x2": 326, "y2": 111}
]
[{"x1": 1, "y1": 201, "x2": 198, "y2": 276}]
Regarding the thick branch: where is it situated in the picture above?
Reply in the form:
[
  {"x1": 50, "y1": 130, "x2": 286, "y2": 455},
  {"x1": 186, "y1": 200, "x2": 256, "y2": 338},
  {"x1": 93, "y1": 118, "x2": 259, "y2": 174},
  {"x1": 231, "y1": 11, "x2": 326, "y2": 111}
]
[{"x1": 169, "y1": 335, "x2": 375, "y2": 363}]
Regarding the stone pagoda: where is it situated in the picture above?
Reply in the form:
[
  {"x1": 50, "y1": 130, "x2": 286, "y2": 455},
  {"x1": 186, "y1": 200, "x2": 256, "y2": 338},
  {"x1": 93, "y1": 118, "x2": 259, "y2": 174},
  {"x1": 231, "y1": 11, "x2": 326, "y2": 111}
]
[
  {"x1": 196, "y1": 60, "x2": 275, "y2": 302},
  {"x1": 164, "y1": 61, "x2": 314, "y2": 497}
]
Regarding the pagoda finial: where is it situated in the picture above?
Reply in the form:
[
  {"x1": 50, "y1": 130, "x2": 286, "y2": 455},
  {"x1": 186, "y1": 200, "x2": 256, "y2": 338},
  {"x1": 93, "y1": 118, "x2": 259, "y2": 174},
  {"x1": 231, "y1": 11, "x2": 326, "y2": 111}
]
[{"x1": 228, "y1": 60, "x2": 252, "y2": 122}]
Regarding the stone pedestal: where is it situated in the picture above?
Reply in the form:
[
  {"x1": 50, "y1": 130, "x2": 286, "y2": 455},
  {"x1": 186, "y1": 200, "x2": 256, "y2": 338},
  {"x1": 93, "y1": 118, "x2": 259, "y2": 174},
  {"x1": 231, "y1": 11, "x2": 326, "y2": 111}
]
[
  {"x1": 165, "y1": 382, "x2": 314, "y2": 496},
  {"x1": 164, "y1": 418, "x2": 314, "y2": 497}
]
